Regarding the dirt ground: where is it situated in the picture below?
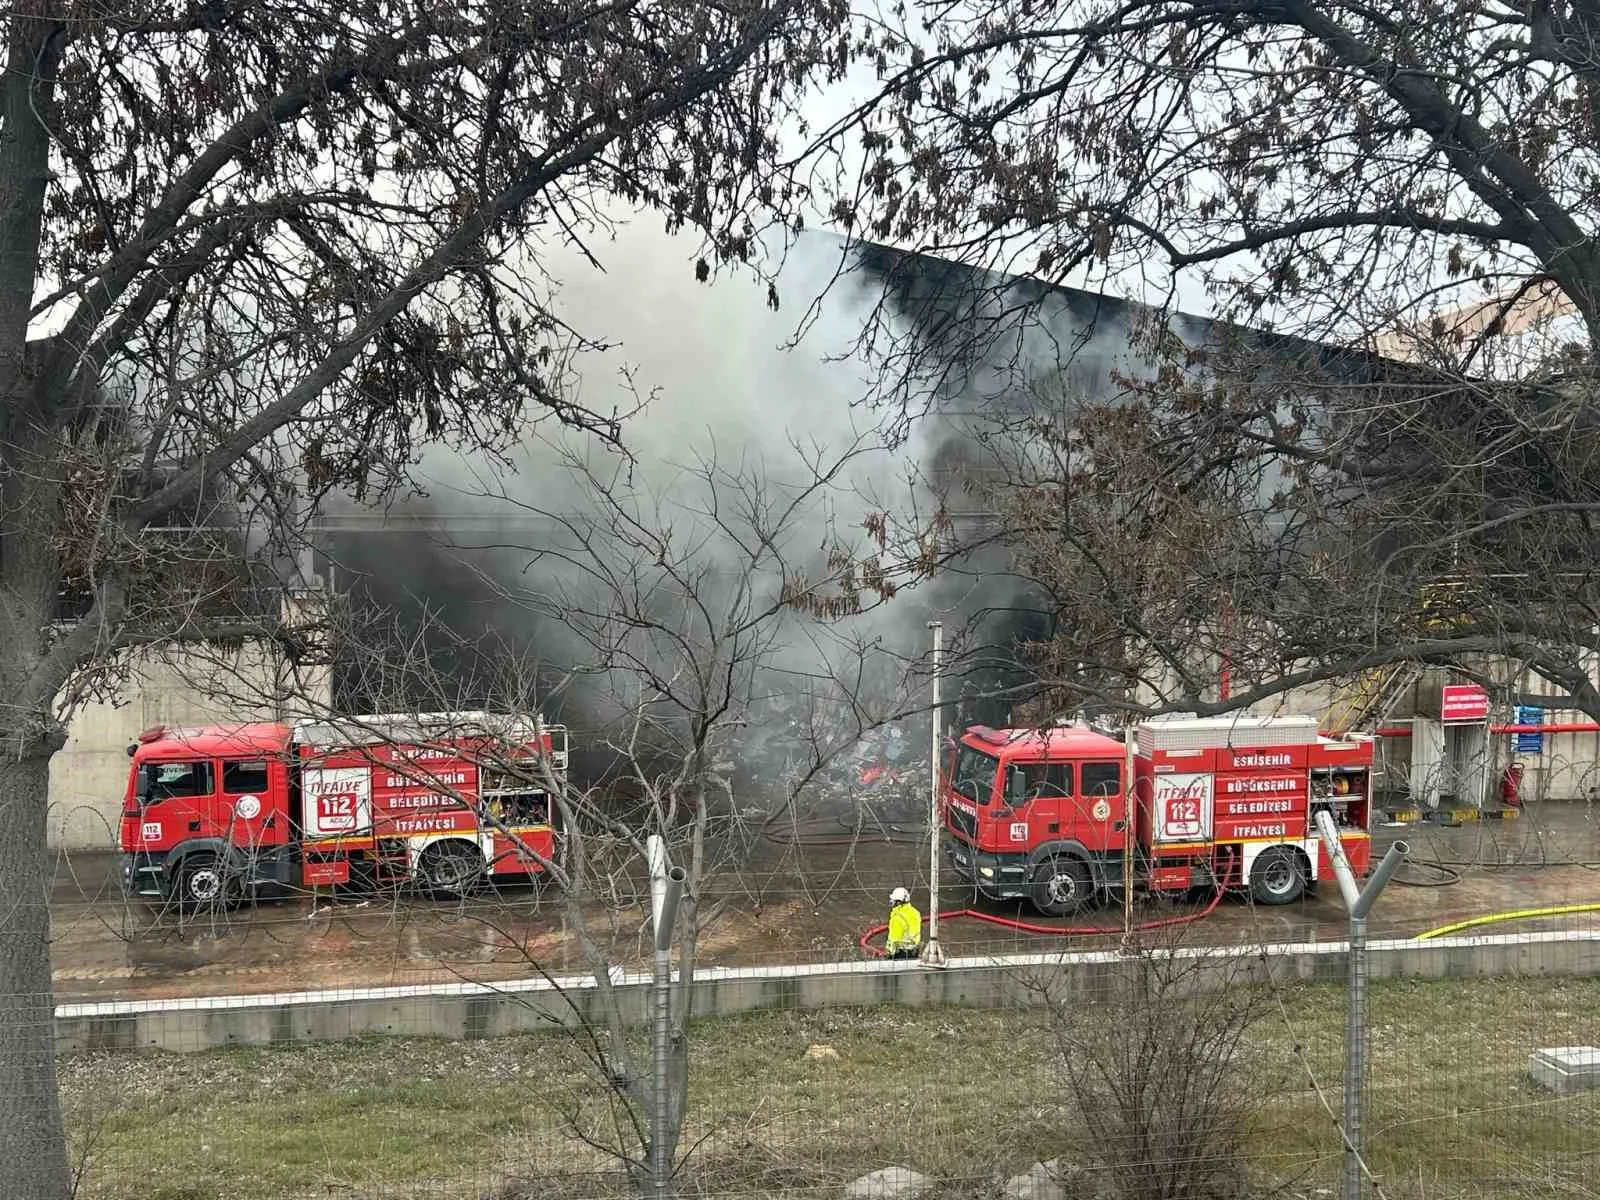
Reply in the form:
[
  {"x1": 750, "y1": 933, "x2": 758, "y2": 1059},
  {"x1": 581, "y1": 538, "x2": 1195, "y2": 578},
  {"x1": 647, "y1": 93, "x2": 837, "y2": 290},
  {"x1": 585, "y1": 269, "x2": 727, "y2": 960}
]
[{"x1": 48, "y1": 801, "x2": 1600, "y2": 1003}]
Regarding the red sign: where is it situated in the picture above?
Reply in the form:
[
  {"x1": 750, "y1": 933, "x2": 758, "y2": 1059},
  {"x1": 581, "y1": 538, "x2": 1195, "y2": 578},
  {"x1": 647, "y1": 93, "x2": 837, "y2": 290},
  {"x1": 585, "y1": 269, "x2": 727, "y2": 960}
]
[
  {"x1": 303, "y1": 859, "x2": 349, "y2": 886},
  {"x1": 1214, "y1": 770, "x2": 1306, "y2": 800},
  {"x1": 1217, "y1": 746, "x2": 1306, "y2": 771},
  {"x1": 1216, "y1": 793, "x2": 1302, "y2": 819},
  {"x1": 378, "y1": 809, "x2": 479, "y2": 836},
  {"x1": 1441, "y1": 683, "x2": 1490, "y2": 724},
  {"x1": 315, "y1": 793, "x2": 361, "y2": 831},
  {"x1": 1214, "y1": 815, "x2": 1308, "y2": 841}
]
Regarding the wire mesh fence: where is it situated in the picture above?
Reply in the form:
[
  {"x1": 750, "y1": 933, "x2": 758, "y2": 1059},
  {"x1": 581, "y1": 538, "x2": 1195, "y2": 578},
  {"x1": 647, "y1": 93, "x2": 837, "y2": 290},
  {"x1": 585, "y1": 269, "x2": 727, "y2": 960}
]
[{"x1": 24, "y1": 797, "x2": 1600, "y2": 1199}]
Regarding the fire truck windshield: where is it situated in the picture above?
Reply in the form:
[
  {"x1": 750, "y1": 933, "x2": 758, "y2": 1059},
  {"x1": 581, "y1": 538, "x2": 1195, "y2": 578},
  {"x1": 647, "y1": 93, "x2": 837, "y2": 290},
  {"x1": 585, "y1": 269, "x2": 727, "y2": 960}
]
[{"x1": 952, "y1": 744, "x2": 999, "y2": 805}]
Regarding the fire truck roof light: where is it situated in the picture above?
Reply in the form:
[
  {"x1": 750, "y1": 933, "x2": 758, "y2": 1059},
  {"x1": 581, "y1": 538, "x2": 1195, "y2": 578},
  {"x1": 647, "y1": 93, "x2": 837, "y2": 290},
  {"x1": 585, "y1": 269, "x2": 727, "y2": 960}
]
[{"x1": 136, "y1": 726, "x2": 167, "y2": 743}]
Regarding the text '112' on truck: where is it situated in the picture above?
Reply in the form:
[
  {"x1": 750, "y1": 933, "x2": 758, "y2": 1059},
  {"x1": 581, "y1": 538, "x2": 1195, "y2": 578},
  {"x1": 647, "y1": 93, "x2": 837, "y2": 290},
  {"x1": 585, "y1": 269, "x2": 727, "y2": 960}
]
[
  {"x1": 119, "y1": 711, "x2": 568, "y2": 909},
  {"x1": 944, "y1": 715, "x2": 1372, "y2": 915}
]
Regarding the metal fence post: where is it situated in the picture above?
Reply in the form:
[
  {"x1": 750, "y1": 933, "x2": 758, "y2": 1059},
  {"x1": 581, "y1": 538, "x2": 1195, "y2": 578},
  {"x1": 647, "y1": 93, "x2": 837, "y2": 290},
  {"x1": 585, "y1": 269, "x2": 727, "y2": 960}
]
[
  {"x1": 1315, "y1": 810, "x2": 1407, "y2": 1200},
  {"x1": 647, "y1": 835, "x2": 686, "y2": 1199},
  {"x1": 922, "y1": 621, "x2": 947, "y2": 967}
]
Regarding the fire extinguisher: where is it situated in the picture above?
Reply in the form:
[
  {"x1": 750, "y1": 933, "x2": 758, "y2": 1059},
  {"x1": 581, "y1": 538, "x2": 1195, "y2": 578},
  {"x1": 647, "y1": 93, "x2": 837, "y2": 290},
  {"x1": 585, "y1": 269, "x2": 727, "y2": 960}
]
[{"x1": 1501, "y1": 761, "x2": 1524, "y2": 808}]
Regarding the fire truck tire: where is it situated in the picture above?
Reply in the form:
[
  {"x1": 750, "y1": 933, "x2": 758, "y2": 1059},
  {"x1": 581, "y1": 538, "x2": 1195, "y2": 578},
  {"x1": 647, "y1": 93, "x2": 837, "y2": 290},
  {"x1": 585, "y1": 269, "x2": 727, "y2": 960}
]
[
  {"x1": 1030, "y1": 855, "x2": 1096, "y2": 917},
  {"x1": 172, "y1": 854, "x2": 236, "y2": 912},
  {"x1": 418, "y1": 841, "x2": 486, "y2": 898},
  {"x1": 1248, "y1": 846, "x2": 1307, "y2": 905}
]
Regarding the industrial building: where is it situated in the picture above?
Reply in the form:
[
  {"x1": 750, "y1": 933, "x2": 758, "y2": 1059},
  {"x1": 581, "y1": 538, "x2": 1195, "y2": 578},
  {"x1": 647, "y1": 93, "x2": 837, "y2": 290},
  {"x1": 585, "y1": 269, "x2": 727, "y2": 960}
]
[{"x1": 45, "y1": 234, "x2": 1600, "y2": 848}]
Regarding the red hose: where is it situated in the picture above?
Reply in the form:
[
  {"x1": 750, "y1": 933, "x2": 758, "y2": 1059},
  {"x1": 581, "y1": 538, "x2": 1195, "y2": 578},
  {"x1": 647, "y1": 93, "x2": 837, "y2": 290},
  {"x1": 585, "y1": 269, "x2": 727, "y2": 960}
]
[{"x1": 857, "y1": 883, "x2": 1227, "y2": 957}]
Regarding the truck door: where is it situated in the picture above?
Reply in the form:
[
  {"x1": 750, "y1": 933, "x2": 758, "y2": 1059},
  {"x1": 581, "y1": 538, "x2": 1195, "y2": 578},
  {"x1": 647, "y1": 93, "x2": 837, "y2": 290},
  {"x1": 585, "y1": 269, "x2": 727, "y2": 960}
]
[
  {"x1": 220, "y1": 758, "x2": 286, "y2": 849},
  {"x1": 1078, "y1": 760, "x2": 1124, "y2": 853},
  {"x1": 1004, "y1": 761, "x2": 1073, "y2": 848},
  {"x1": 138, "y1": 759, "x2": 218, "y2": 848}
]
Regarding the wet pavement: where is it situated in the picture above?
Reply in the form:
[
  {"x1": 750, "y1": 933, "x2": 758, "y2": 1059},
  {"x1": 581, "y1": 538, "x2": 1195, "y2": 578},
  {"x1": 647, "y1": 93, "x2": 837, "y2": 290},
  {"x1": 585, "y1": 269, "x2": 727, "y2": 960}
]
[{"x1": 48, "y1": 801, "x2": 1600, "y2": 1003}]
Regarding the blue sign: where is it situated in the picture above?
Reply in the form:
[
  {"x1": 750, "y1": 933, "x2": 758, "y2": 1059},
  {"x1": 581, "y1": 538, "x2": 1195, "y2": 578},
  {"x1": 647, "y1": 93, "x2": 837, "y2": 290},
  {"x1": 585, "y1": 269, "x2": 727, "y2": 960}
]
[{"x1": 1512, "y1": 705, "x2": 1544, "y2": 755}]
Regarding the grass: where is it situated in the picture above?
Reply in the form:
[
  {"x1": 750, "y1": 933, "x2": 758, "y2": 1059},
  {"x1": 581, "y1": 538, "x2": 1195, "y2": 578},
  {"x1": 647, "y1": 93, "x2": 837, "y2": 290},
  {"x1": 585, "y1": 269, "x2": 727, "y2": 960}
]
[{"x1": 61, "y1": 977, "x2": 1600, "y2": 1200}]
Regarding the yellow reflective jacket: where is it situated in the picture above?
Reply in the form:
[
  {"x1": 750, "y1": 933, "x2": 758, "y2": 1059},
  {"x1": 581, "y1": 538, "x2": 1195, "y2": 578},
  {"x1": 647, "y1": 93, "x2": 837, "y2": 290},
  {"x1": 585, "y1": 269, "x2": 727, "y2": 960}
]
[{"x1": 887, "y1": 902, "x2": 922, "y2": 952}]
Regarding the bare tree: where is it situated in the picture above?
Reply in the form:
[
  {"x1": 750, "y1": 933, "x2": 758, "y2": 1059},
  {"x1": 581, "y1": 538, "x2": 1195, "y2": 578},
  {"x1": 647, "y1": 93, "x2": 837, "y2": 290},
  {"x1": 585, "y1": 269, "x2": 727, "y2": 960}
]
[
  {"x1": 0, "y1": 2, "x2": 863, "y2": 1193},
  {"x1": 442, "y1": 434, "x2": 927, "y2": 1196},
  {"x1": 822, "y1": 1, "x2": 1600, "y2": 349},
  {"x1": 899, "y1": 357, "x2": 1600, "y2": 730},
  {"x1": 1031, "y1": 926, "x2": 1280, "y2": 1200},
  {"x1": 804, "y1": 0, "x2": 1600, "y2": 726},
  {"x1": 105, "y1": 434, "x2": 930, "y2": 1199}
]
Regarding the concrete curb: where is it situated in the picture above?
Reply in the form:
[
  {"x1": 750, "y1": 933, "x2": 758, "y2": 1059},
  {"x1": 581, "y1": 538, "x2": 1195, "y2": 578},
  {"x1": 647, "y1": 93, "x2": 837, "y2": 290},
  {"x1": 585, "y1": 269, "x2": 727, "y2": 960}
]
[{"x1": 55, "y1": 929, "x2": 1600, "y2": 1054}]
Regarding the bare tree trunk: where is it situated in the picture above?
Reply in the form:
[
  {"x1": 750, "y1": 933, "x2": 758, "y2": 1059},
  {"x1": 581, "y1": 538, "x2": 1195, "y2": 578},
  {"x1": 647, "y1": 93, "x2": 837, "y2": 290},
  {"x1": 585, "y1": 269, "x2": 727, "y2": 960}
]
[{"x1": 0, "y1": 745, "x2": 72, "y2": 1200}]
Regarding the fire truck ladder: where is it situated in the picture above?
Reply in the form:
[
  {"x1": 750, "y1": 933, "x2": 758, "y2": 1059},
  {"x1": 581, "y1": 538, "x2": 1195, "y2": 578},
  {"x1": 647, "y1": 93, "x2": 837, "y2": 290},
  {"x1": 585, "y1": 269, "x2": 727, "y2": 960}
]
[{"x1": 1324, "y1": 661, "x2": 1424, "y2": 738}]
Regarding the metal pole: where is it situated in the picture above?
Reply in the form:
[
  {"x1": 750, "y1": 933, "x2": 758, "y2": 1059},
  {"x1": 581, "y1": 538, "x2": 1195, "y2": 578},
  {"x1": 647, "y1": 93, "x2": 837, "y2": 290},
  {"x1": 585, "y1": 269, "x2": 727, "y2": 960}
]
[
  {"x1": 1121, "y1": 726, "x2": 1135, "y2": 942},
  {"x1": 1314, "y1": 810, "x2": 1407, "y2": 1200},
  {"x1": 647, "y1": 835, "x2": 686, "y2": 1200},
  {"x1": 921, "y1": 621, "x2": 947, "y2": 966},
  {"x1": 1344, "y1": 911, "x2": 1366, "y2": 1200}
]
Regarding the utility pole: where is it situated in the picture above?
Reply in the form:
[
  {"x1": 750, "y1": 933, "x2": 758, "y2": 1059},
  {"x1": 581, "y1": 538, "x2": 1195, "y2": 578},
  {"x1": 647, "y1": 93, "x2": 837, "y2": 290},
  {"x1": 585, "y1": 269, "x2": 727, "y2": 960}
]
[
  {"x1": 921, "y1": 621, "x2": 947, "y2": 967},
  {"x1": 1314, "y1": 811, "x2": 1407, "y2": 1200},
  {"x1": 1121, "y1": 725, "x2": 1135, "y2": 943},
  {"x1": 646, "y1": 834, "x2": 687, "y2": 1200}
]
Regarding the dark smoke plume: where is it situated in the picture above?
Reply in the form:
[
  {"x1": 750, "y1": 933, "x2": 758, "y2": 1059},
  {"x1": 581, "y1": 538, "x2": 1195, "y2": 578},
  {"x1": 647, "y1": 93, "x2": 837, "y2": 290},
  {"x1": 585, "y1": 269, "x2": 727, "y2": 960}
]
[{"x1": 314, "y1": 224, "x2": 1391, "y2": 787}]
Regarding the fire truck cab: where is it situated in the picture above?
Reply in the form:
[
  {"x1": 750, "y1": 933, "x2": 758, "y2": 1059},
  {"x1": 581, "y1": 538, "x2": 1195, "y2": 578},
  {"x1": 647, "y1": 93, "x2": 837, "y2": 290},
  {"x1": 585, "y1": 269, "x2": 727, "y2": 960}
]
[
  {"x1": 944, "y1": 723, "x2": 1132, "y2": 916},
  {"x1": 944, "y1": 715, "x2": 1373, "y2": 917},
  {"x1": 119, "y1": 711, "x2": 567, "y2": 908}
]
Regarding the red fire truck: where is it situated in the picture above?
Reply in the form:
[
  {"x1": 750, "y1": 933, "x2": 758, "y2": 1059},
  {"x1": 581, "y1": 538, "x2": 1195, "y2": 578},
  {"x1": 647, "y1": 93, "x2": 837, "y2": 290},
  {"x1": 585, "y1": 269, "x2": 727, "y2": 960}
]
[
  {"x1": 944, "y1": 714, "x2": 1373, "y2": 915},
  {"x1": 119, "y1": 711, "x2": 568, "y2": 908}
]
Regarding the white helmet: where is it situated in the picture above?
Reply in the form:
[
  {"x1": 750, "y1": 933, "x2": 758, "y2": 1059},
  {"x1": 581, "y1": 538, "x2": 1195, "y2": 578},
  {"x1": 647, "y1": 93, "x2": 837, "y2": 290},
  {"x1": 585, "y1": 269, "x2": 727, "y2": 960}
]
[{"x1": 890, "y1": 886, "x2": 911, "y2": 904}]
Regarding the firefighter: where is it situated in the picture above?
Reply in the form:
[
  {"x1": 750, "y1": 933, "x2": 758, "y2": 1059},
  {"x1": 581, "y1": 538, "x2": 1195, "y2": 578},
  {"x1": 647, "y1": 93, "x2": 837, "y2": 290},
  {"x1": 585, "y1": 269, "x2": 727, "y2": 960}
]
[{"x1": 885, "y1": 886, "x2": 922, "y2": 960}]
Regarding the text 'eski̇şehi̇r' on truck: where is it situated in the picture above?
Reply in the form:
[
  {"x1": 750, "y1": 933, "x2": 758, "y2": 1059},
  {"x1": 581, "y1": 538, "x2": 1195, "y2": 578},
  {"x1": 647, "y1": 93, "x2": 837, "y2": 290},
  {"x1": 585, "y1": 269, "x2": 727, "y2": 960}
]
[
  {"x1": 943, "y1": 715, "x2": 1373, "y2": 915},
  {"x1": 118, "y1": 711, "x2": 569, "y2": 909}
]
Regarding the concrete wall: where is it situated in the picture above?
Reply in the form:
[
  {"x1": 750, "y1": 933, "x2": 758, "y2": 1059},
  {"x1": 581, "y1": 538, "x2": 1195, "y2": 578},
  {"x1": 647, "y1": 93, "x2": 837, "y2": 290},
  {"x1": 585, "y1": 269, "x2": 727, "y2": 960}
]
[
  {"x1": 49, "y1": 628, "x2": 332, "y2": 851},
  {"x1": 54, "y1": 928, "x2": 1600, "y2": 1054}
]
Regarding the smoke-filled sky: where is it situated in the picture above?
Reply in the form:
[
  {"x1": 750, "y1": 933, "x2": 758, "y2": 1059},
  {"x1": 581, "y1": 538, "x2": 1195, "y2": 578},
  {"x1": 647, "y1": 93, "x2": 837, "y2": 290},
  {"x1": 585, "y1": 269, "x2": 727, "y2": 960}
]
[
  {"x1": 316, "y1": 218, "x2": 1264, "y2": 761},
  {"x1": 321, "y1": 222, "x2": 942, "y2": 745}
]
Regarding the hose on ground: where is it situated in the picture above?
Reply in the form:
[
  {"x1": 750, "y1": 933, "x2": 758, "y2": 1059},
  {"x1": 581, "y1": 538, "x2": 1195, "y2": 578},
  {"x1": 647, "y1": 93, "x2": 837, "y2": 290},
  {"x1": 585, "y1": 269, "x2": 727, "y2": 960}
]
[
  {"x1": 1414, "y1": 901, "x2": 1600, "y2": 941},
  {"x1": 858, "y1": 880, "x2": 1227, "y2": 958},
  {"x1": 1391, "y1": 862, "x2": 1463, "y2": 887},
  {"x1": 763, "y1": 813, "x2": 926, "y2": 847}
]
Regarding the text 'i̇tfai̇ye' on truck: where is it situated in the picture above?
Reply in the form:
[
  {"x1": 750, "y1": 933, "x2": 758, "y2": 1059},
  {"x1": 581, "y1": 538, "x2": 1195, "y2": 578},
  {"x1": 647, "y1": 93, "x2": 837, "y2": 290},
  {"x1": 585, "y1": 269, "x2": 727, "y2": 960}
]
[
  {"x1": 943, "y1": 715, "x2": 1372, "y2": 916},
  {"x1": 119, "y1": 711, "x2": 569, "y2": 909}
]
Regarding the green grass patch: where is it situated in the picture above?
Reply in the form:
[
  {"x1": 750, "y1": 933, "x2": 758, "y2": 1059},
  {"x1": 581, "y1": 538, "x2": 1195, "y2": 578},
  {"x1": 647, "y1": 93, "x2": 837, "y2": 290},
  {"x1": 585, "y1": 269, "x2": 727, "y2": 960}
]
[{"x1": 62, "y1": 977, "x2": 1600, "y2": 1200}]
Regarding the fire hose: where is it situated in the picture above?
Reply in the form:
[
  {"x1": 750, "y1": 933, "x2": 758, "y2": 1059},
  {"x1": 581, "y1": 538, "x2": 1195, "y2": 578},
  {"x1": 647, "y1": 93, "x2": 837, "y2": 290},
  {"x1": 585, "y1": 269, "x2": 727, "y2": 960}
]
[
  {"x1": 1413, "y1": 901, "x2": 1600, "y2": 940},
  {"x1": 857, "y1": 878, "x2": 1228, "y2": 957},
  {"x1": 860, "y1": 891, "x2": 1600, "y2": 955},
  {"x1": 761, "y1": 813, "x2": 926, "y2": 847}
]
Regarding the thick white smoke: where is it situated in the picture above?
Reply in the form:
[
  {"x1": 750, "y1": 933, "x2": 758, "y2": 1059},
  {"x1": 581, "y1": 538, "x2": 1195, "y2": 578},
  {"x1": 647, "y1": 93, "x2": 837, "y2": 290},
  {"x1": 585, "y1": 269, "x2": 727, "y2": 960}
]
[
  {"x1": 319, "y1": 216, "x2": 1259, "y2": 795},
  {"x1": 319, "y1": 221, "x2": 939, "y2": 797}
]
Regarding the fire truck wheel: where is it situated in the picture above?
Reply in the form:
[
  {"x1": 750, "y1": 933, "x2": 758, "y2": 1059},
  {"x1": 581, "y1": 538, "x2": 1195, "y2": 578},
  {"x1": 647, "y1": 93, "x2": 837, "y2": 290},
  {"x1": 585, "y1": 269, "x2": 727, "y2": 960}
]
[
  {"x1": 1031, "y1": 855, "x2": 1096, "y2": 917},
  {"x1": 1249, "y1": 846, "x2": 1307, "y2": 905},
  {"x1": 418, "y1": 841, "x2": 486, "y2": 898},
  {"x1": 173, "y1": 855, "x2": 235, "y2": 912}
]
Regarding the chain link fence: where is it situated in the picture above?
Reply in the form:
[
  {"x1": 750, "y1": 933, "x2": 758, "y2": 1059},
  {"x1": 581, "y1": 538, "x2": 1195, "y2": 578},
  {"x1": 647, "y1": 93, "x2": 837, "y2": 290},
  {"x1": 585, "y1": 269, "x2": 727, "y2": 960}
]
[{"x1": 21, "y1": 801, "x2": 1600, "y2": 1200}]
